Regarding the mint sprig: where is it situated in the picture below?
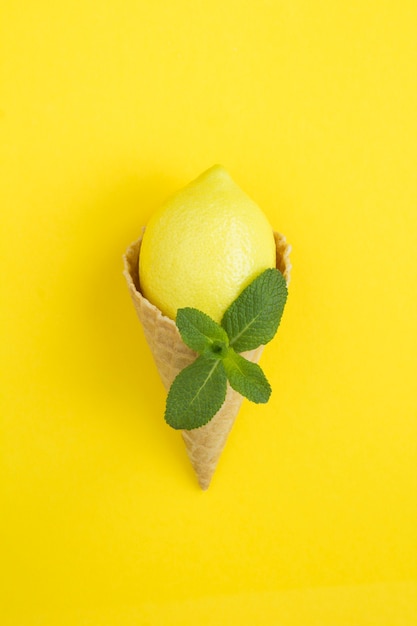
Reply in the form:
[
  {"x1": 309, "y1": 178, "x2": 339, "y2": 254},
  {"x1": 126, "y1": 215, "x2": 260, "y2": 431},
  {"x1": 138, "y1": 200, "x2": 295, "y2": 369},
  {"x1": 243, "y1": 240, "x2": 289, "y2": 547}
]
[{"x1": 164, "y1": 268, "x2": 288, "y2": 430}]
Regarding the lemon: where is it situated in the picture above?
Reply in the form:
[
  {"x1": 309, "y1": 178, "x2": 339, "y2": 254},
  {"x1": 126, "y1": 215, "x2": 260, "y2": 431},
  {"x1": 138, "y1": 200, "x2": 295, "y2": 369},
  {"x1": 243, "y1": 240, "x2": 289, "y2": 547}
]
[{"x1": 139, "y1": 165, "x2": 276, "y2": 323}]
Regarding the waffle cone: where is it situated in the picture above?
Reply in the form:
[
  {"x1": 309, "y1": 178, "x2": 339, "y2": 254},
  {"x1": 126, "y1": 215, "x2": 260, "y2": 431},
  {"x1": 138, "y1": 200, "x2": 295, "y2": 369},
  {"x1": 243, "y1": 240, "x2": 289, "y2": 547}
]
[{"x1": 123, "y1": 231, "x2": 291, "y2": 490}]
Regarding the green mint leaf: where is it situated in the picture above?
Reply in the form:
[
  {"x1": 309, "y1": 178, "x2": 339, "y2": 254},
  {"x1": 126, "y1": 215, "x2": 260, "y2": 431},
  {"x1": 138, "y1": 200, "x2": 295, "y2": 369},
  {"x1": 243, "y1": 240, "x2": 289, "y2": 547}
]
[
  {"x1": 221, "y1": 268, "x2": 287, "y2": 352},
  {"x1": 164, "y1": 355, "x2": 227, "y2": 430},
  {"x1": 222, "y1": 349, "x2": 271, "y2": 404},
  {"x1": 176, "y1": 307, "x2": 229, "y2": 356}
]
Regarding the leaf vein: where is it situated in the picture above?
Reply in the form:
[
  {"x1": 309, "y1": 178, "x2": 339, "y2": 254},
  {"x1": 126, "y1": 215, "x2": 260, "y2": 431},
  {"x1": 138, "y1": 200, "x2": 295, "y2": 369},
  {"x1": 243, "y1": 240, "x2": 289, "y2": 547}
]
[{"x1": 189, "y1": 360, "x2": 221, "y2": 406}]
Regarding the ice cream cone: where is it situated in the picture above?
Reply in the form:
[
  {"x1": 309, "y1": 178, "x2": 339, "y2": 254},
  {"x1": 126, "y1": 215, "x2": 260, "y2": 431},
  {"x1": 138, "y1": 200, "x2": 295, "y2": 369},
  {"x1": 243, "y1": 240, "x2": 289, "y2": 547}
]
[{"x1": 123, "y1": 231, "x2": 291, "y2": 489}]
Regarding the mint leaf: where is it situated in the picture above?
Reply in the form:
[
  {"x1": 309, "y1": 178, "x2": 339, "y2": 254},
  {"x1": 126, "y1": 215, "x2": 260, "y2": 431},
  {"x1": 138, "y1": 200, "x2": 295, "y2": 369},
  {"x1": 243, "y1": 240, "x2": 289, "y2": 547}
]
[
  {"x1": 222, "y1": 349, "x2": 271, "y2": 403},
  {"x1": 221, "y1": 268, "x2": 287, "y2": 352},
  {"x1": 176, "y1": 307, "x2": 229, "y2": 356},
  {"x1": 164, "y1": 355, "x2": 227, "y2": 430}
]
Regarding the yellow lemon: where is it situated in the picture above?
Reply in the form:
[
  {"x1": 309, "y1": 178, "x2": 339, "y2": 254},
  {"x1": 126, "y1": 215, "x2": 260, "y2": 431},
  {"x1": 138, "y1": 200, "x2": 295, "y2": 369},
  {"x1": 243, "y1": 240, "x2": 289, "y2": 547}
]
[{"x1": 139, "y1": 165, "x2": 276, "y2": 322}]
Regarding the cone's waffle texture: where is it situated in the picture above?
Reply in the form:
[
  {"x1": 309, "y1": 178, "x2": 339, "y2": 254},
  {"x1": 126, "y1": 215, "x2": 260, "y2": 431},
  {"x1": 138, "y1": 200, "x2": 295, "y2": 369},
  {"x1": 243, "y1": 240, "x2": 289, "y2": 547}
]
[{"x1": 123, "y1": 231, "x2": 291, "y2": 490}]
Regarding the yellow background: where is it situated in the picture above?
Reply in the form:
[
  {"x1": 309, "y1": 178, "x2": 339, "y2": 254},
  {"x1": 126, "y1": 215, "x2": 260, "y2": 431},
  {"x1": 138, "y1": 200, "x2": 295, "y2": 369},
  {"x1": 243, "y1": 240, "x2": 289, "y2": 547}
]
[{"x1": 1, "y1": 1, "x2": 416, "y2": 624}]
